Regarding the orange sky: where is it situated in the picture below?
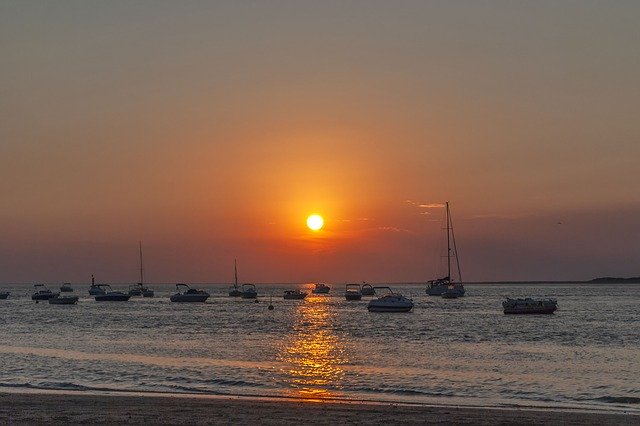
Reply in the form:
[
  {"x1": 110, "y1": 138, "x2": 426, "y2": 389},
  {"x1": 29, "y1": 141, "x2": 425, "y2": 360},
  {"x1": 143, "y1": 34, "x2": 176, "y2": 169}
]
[{"x1": 1, "y1": 2, "x2": 639, "y2": 282}]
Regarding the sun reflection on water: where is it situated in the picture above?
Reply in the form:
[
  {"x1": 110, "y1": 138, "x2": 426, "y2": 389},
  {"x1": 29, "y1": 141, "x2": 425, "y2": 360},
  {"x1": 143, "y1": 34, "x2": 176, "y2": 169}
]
[{"x1": 278, "y1": 296, "x2": 348, "y2": 399}]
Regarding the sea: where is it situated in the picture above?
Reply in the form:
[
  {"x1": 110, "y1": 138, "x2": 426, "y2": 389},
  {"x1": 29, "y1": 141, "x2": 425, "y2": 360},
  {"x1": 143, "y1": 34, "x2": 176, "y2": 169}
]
[{"x1": 0, "y1": 282, "x2": 638, "y2": 412}]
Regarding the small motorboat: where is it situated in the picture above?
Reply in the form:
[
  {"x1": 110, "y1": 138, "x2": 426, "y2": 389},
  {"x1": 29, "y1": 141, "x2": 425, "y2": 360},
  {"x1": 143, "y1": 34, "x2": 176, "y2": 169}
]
[
  {"x1": 59, "y1": 283, "x2": 73, "y2": 292},
  {"x1": 503, "y1": 297, "x2": 557, "y2": 314},
  {"x1": 344, "y1": 284, "x2": 362, "y2": 301},
  {"x1": 142, "y1": 286, "x2": 154, "y2": 298},
  {"x1": 170, "y1": 284, "x2": 210, "y2": 302},
  {"x1": 361, "y1": 283, "x2": 375, "y2": 296},
  {"x1": 311, "y1": 283, "x2": 330, "y2": 294},
  {"x1": 49, "y1": 294, "x2": 79, "y2": 305},
  {"x1": 88, "y1": 275, "x2": 106, "y2": 295},
  {"x1": 283, "y1": 290, "x2": 307, "y2": 300},
  {"x1": 94, "y1": 285, "x2": 131, "y2": 302},
  {"x1": 241, "y1": 283, "x2": 258, "y2": 299},
  {"x1": 0, "y1": 291, "x2": 9, "y2": 300},
  {"x1": 367, "y1": 287, "x2": 414, "y2": 312},
  {"x1": 32, "y1": 284, "x2": 59, "y2": 301}
]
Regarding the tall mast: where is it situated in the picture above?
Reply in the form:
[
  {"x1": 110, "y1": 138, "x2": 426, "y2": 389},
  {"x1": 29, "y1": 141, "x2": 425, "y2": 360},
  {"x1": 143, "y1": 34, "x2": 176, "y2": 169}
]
[
  {"x1": 139, "y1": 241, "x2": 144, "y2": 285},
  {"x1": 446, "y1": 201, "x2": 451, "y2": 281},
  {"x1": 234, "y1": 259, "x2": 238, "y2": 288},
  {"x1": 449, "y1": 205, "x2": 463, "y2": 283}
]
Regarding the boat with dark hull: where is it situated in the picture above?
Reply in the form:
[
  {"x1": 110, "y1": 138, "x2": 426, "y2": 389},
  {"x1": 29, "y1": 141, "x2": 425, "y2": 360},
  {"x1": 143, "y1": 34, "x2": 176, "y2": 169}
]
[
  {"x1": 49, "y1": 294, "x2": 79, "y2": 305},
  {"x1": 170, "y1": 284, "x2": 210, "y2": 302},
  {"x1": 0, "y1": 291, "x2": 9, "y2": 300},
  {"x1": 128, "y1": 284, "x2": 143, "y2": 296},
  {"x1": 503, "y1": 298, "x2": 558, "y2": 314},
  {"x1": 59, "y1": 283, "x2": 73, "y2": 292},
  {"x1": 311, "y1": 283, "x2": 330, "y2": 294},
  {"x1": 32, "y1": 284, "x2": 59, "y2": 301},
  {"x1": 88, "y1": 275, "x2": 105, "y2": 296},
  {"x1": 241, "y1": 283, "x2": 258, "y2": 299},
  {"x1": 283, "y1": 290, "x2": 307, "y2": 300},
  {"x1": 344, "y1": 284, "x2": 362, "y2": 301},
  {"x1": 361, "y1": 283, "x2": 375, "y2": 296},
  {"x1": 94, "y1": 285, "x2": 131, "y2": 302}
]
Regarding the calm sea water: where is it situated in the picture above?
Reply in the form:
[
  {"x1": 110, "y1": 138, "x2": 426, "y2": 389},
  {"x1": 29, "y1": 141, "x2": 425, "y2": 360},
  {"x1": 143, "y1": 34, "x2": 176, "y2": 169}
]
[{"x1": 0, "y1": 283, "x2": 638, "y2": 411}]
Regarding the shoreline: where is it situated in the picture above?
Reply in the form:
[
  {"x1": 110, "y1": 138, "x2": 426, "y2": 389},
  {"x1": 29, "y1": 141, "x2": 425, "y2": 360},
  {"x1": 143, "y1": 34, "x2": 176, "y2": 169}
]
[{"x1": 1, "y1": 389, "x2": 638, "y2": 425}]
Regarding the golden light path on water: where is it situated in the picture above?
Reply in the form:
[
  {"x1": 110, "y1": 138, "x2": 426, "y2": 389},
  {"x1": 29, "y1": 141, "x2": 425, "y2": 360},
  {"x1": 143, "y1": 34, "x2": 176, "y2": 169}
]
[{"x1": 277, "y1": 294, "x2": 349, "y2": 399}]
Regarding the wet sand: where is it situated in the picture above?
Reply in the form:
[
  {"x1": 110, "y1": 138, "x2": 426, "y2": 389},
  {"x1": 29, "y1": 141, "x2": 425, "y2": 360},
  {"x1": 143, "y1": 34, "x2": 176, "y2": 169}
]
[{"x1": 0, "y1": 391, "x2": 637, "y2": 425}]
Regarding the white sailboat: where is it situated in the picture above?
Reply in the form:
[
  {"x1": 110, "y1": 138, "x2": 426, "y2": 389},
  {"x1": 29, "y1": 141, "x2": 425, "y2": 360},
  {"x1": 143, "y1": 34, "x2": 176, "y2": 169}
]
[{"x1": 426, "y1": 202, "x2": 465, "y2": 298}]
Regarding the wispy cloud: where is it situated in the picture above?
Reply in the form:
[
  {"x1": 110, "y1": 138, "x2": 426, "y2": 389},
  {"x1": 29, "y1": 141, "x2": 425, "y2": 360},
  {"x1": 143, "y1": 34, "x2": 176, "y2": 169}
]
[
  {"x1": 336, "y1": 217, "x2": 374, "y2": 223},
  {"x1": 406, "y1": 200, "x2": 444, "y2": 209},
  {"x1": 377, "y1": 226, "x2": 413, "y2": 233}
]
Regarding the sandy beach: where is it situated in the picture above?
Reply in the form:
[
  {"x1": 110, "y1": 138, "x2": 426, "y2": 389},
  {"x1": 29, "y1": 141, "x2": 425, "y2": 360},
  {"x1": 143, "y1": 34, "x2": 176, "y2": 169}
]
[{"x1": 0, "y1": 391, "x2": 637, "y2": 425}]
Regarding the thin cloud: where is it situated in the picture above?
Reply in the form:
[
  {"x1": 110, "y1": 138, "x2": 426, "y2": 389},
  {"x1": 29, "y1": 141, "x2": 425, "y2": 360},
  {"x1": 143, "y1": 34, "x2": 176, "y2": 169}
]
[
  {"x1": 335, "y1": 217, "x2": 374, "y2": 223},
  {"x1": 377, "y1": 226, "x2": 413, "y2": 234}
]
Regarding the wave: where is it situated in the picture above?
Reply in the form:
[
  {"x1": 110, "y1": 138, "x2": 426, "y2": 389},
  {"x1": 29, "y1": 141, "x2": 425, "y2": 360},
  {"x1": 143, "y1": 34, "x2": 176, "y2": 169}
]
[
  {"x1": 0, "y1": 381, "x2": 120, "y2": 393},
  {"x1": 593, "y1": 396, "x2": 640, "y2": 405},
  {"x1": 350, "y1": 386, "x2": 454, "y2": 398},
  {"x1": 0, "y1": 377, "x2": 268, "y2": 395}
]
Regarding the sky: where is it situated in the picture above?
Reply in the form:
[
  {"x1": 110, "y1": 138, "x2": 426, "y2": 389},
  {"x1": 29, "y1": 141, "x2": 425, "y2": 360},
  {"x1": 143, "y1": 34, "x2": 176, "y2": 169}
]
[{"x1": 1, "y1": 1, "x2": 639, "y2": 283}]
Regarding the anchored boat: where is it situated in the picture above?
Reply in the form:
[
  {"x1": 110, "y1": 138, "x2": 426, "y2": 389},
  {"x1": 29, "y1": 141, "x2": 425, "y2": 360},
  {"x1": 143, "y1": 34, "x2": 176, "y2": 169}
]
[
  {"x1": 32, "y1": 284, "x2": 59, "y2": 301},
  {"x1": 170, "y1": 284, "x2": 210, "y2": 302},
  {"x1": 49, "y1": 294, "x2": 79, "y2": 305},
  {"x1": 344, "y1": 284, "x2": 363, "y2": 301},
  {"x1": 361, "y1": 283, "x2": 375, "y2": 296},
  {"x1": 426, "y1": 202, "x2": 465, "y2": 298},
  {"x1": 283, "y1": 289, "x2": 307, "y2": 300},
  {"x1": 94, "y1": 285, "x2": 131, "y2": 302},
  {"x1": 241, "y1": 283, "x2": 258, "y2": 299},
  {"x1": 367, "y1": 287, "x2": 414, "y2": 312},
  {"x1": 88, "y1": 275, "x2": 105, "y2": 296},
  {"x1": 311, "y1": 283, "x2": 330, "y2": 294}
]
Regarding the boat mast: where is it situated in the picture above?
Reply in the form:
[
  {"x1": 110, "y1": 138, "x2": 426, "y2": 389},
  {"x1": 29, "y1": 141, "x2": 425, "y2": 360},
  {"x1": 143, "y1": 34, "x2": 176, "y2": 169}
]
[
  {"x1": 234, "y1": 259, "x2": 238, "y2": 289},
  {"x1": 446, "y1": 202, "x2": 451, "y2": 282},
  {"x1": 448, "y1": 204, "x2": 463, "y2": 283},
  {"x1": 139, "y1": 241, "x2": 144, "y2": 285}
]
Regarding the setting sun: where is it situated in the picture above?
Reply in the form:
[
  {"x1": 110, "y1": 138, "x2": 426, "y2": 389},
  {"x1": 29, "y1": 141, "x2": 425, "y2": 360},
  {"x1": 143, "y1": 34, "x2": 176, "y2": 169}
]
[{"x1": 306, "y1": 214, "x2": 324, "y2": 231}]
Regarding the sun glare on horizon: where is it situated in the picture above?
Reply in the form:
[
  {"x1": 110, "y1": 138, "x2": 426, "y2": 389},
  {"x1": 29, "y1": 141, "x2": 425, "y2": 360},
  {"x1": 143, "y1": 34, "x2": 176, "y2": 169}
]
[{"x1": 306, "y1": 214, "x2": 324, "y2": 231}]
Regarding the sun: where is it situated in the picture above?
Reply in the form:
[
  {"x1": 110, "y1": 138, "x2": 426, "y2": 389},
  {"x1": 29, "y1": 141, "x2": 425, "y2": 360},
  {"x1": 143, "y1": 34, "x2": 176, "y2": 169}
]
[{"x1": 306, "y1": 214, "x2": 324, "y2": 231}]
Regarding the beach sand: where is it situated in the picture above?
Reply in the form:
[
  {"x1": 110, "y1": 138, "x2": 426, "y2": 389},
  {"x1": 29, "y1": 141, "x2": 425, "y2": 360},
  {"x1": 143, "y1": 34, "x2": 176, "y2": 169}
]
[{"x1": 0, "y1": 391, "x2": 637, "y2": 425}]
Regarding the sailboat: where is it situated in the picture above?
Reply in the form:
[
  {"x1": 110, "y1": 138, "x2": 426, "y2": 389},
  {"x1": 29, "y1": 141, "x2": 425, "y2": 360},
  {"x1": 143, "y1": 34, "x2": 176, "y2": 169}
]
[
  {"x1": 130, "y1": 241, "x2": 154, "y2": 297},
  {"x1": 228, "y1": 259, "x2": 242, "y2": 297},
  {"x1": 426, "y1": 202, "x2": 465, "y2": 298}
]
